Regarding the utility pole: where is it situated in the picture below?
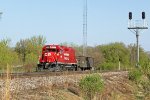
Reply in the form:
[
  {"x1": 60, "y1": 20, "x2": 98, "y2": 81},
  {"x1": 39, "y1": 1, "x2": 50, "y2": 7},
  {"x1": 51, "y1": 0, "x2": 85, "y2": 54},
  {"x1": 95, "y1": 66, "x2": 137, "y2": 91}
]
[
  {"x1": 83, "y1": 0, "x2": 87, "y2": 56},
  {"x1": 128, "y1": 12, "x2": 148, "y2": 68}
]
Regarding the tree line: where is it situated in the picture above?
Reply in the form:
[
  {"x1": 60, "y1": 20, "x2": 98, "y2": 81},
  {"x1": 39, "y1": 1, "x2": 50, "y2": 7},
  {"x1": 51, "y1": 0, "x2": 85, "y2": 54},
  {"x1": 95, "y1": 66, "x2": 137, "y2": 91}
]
[
  {"x1": 0, "y1": 35, "x2": 46, "y2": 71},
  {"x1": 0, "y1": 35, "x2": 150, "y2": 71}
]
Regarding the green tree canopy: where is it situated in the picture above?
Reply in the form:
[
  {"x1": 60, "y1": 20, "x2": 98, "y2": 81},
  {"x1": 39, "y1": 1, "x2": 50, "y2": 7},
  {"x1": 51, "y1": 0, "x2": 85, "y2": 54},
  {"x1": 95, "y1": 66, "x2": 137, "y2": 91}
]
[
  {"x1": 15, "y1": 35, "x2": 46, "y2": 65},
  {"x1": 0, "y1": 39, "x2": 18, "y2": 69},
  {"x1": 98, "y1": 42, "x2": 130, "y2": 70}
]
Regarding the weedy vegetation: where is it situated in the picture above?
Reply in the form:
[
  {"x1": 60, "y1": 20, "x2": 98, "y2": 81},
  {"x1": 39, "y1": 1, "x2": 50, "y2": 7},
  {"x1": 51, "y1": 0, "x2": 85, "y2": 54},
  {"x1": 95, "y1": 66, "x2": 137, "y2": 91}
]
[{"x1": 79, "y1": 74, "x2": 104, "y2": 100}]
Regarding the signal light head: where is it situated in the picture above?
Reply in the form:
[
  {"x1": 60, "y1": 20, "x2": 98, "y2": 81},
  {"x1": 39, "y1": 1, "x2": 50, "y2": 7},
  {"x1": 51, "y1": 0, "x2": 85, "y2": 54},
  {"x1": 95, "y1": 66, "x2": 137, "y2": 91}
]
[
  {"x1": 142, "y1": 12, "x2": 145, "y2": 19},
  {"x1": 0, "y1": 12, "x2": 2, "y2": 16},
  {"x1": 129, "y1": 12, "x2": 132, "y2": 20}
]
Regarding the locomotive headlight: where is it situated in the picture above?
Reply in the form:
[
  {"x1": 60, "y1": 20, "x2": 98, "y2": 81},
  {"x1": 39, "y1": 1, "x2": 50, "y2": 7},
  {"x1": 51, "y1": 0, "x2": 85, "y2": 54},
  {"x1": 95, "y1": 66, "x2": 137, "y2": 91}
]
[{"x1": 57, "y1": 53, "x2": 59, "y2": 56}]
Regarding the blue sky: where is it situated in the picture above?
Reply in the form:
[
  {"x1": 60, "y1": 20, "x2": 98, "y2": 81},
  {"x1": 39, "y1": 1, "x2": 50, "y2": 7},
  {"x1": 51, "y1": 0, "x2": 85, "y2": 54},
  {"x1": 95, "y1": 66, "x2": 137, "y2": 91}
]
[{"x1": 0, "y1": 0, "x2": 150, "y2": 51}]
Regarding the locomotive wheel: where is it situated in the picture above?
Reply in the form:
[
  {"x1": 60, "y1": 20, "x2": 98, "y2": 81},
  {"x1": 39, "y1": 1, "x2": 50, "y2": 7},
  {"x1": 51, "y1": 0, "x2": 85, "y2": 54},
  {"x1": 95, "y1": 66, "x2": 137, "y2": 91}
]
[
  {"x1": 48, "y1": 67, "x2": 55, "y2": 72},
  {"x1": 55, "y1": 65, "x2": 62, "y2": 72},
  {"x1": 48, "y1": 64, "x2": 55, "y2": 72},
  {"x1": 72, "y1": 67, "x2": 76, "y2": 71},
  {"x1": 37, "y1": 66, "x2": 43, "y2": 71},
  {"x1": 75, "y1": 66, "x2": 78, "y2": 71}
]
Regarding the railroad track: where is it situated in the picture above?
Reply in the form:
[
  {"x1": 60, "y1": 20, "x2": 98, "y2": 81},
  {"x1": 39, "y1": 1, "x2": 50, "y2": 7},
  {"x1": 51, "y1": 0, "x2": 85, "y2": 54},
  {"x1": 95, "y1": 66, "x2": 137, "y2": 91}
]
[
  {"x1": 0, "y1": 70, "x2": 128, "y2": 79},
  {"x1": 0, "y1": 71, "x2": 92, "y2": 78}
]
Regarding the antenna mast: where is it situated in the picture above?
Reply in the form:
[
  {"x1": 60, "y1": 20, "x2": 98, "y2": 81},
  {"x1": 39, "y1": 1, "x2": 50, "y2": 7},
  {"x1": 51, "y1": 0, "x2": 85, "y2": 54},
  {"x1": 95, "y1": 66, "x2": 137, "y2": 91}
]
[{"x1": 83, "y1": 0, "x2": 87, "y2": 56}]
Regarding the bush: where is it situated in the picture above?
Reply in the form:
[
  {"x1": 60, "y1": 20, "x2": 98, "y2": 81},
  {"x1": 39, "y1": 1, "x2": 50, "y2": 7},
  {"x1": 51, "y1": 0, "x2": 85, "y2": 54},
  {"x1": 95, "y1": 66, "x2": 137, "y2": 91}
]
[
  {"x1": 129, "y1": 69, "x2": 142, "y2": 83},
  {"x1": 79, "y1": 74, "x2": 104, "y2": 100},
  {"x1": 100, "y1": 62, "x2": 117, "y2": 70},
  {"x1": 141, "y1": 63, "x2": 150, "y2": 79}
]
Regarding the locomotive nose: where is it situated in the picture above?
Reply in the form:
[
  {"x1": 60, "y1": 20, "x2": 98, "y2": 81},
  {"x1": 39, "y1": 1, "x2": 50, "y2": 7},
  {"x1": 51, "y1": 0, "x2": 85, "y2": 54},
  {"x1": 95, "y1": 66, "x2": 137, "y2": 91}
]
[{"x1": 46, "y1": 52, "x2": 56, "y2": 63}]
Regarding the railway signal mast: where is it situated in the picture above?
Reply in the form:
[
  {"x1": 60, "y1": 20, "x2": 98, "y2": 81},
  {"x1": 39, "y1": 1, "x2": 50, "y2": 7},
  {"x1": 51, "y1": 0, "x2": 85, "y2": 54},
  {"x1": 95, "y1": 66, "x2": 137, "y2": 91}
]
[
  {"x1": 128, "y1": 12, "x2": 148, "y2": 68},
  {"x1": 83, "y1": 0, "x2": 87, "y2": 56}
]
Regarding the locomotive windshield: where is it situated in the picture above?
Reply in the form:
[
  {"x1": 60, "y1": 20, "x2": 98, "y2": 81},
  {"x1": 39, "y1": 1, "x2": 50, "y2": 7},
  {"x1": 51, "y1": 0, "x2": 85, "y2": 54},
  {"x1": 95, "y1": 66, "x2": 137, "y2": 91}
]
[
  {"x1": 43, "y1": 45, "x2": 59, "y2": 52},
  {"x1": 45, "y1": 48, "x2": 57, "y2": 52}
]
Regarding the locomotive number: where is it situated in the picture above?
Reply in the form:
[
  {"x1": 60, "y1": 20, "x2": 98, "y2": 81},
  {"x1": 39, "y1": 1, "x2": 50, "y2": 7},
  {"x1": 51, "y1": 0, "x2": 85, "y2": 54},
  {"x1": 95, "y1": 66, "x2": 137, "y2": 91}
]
[
  {"x1": 64, "y1": 57, "x2": 69, "y2": 60},
  {"x1": 45, "y1": 53, "x2": 47, "y2": 56},
  {"x1": 64, "y1": 53, "x2": 69, "y2": 56}
]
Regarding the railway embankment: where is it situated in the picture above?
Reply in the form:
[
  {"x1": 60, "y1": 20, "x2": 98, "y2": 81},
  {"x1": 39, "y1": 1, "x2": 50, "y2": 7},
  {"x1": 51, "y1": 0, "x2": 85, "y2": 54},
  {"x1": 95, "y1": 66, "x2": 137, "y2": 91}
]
[{"x1": 0, "y1": 71, "x2": 141, "y2": 100}]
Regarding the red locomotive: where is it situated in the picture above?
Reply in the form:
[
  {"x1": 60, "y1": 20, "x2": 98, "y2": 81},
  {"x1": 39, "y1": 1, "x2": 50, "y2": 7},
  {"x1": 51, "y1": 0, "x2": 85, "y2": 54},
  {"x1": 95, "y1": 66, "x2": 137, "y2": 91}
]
[{"x1": 37, "y1": 44, "x2": 94, "y2": 71}]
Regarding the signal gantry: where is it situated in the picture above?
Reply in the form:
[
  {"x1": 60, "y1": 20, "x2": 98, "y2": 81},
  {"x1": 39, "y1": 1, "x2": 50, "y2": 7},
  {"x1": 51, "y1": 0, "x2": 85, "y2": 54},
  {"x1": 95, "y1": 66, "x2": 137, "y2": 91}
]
[{"x1": 128, "y1": 12, "x2": 148, "y2": 68}]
